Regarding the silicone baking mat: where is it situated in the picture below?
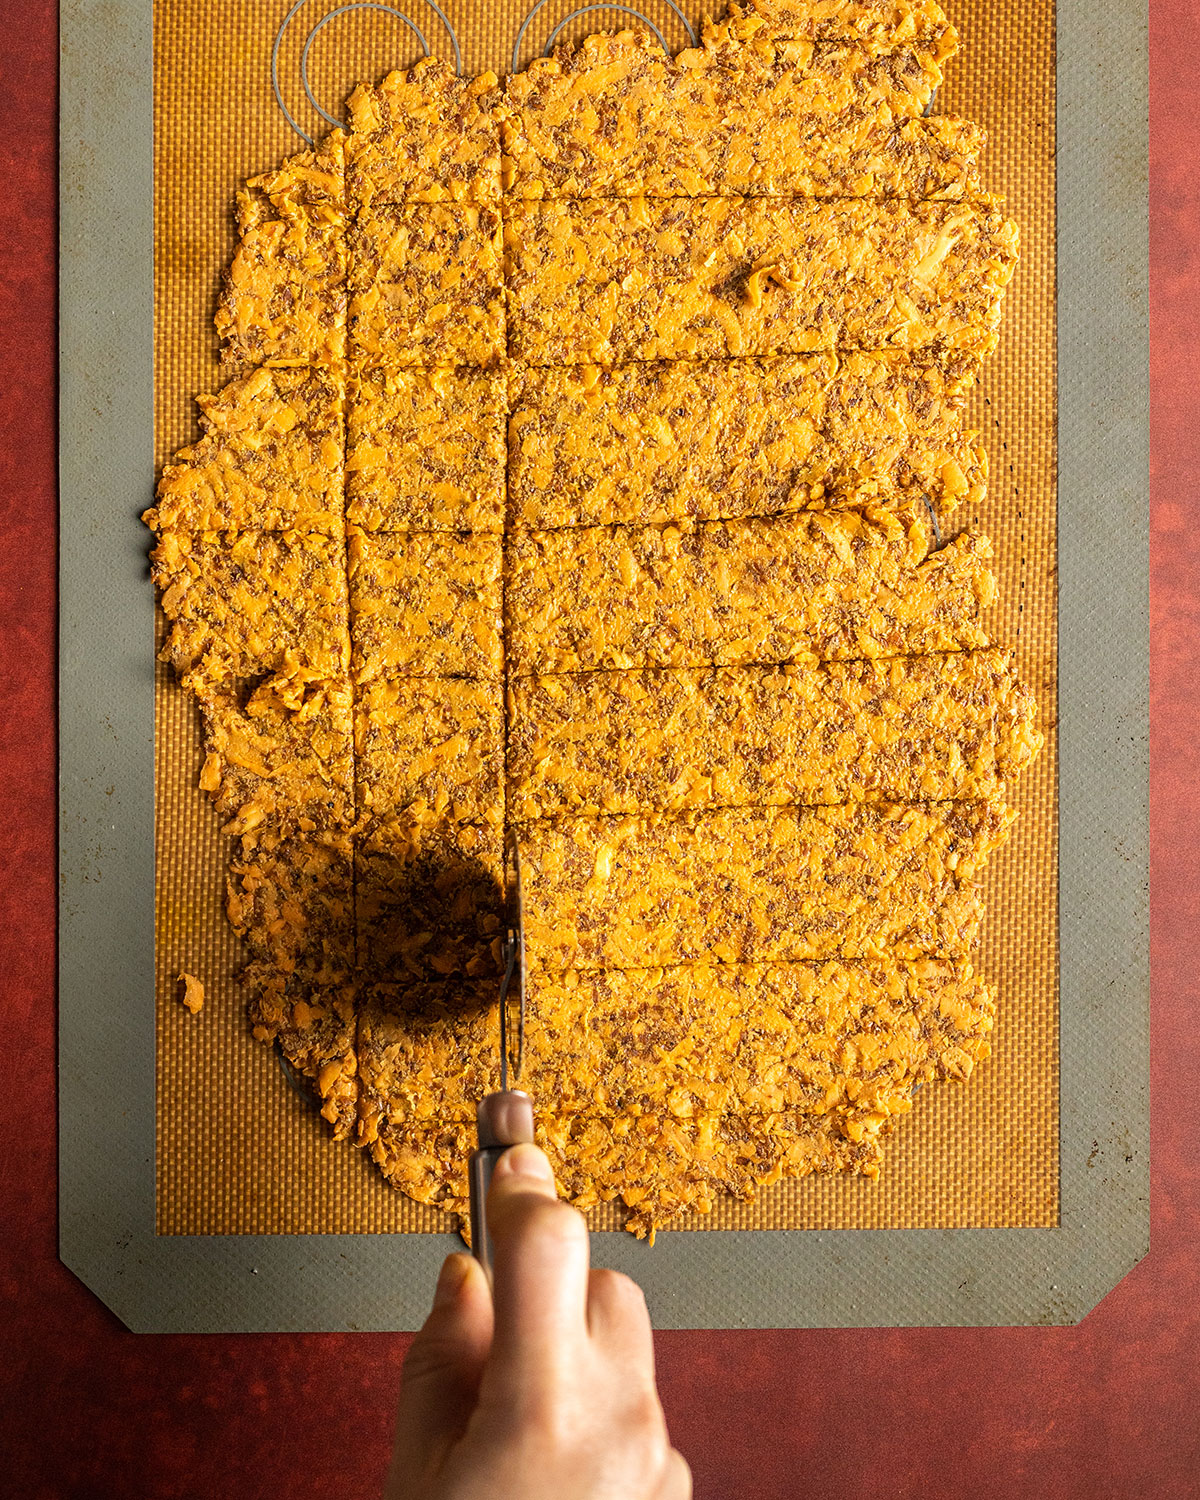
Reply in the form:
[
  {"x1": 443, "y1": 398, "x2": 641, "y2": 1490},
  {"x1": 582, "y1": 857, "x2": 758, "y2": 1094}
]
[
  {"x1": 60, "y1": 0, "x2": 1149, "y2": 1327},
  {"x1": 150, "y1": 0, "x2": 1058, "y2": 1237}
]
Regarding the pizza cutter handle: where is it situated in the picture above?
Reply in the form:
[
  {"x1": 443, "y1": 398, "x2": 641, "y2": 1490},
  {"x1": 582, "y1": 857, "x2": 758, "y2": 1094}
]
[{"x1": 468, "y1": 1090, "x2": 535, "y2": 1282}]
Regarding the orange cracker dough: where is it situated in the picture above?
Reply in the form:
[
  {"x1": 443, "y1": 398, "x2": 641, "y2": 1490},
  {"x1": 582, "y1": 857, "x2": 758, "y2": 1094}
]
[
  {"x1": 237, "y1": 130, "x2": 347, "y2": 231},
  {"x1": 356, "y1": 817, "x2": 504, "y2": 982},
  {"x1": 521, "y1": 958, "x2": 994, "y2": 1121},
  {"x1": 542, "y1": 1110, "x2": 884, "y2": 1239},
  {"x1": 149, "y1": 0, "x2": 1039, "y2": 1238},
  {"x1": 349, "y1": 202, "x2": 504, "y2": 367},
  {"x1": 356, "y1": 980, "x2": 501, "y2": 1133},
  {"x1": 197, "y1": 676, "x2": 355, "y2": 837},
  {"x1": 508, "y1": 651, "x2": 1042, "y2": 818},
  {"x1": 348, "y1": 530, "x2": 503, "y2": 681},
  {"x1": 226, "y1": 830, "x2": 355, "y2": 987},
  {"x1": 507, "y1": 353, "x2": 985, "y2": 529},
  {"x1": 517, "y1": 799, "x2": 1014, "y2": 972},
  {"x1": 244, "y1": 973, "x2": 358, "y2": 1140},
  {"x1": 363, "y1": 1111, "x2": 883, "y2": 1237},
  {"x1": 505, "y1": 196, "x2": 1018, "y2": 365},
  {"x1": 151, "y1": 530, "x2": 350, "y2": 694},
  {"x1": 347, "y1": 59, "x2": 502, "y2": 206},
  {"x1": 346, "y1": 366, "x2": 505, "y2": 533},
  {"x1": 355, "y1": 677, "x2": 504, "y2": 826},
  {"x1": 145, "y1": 365, "x2": 344, "y2": 535},
  {"x1": 503, "y1": 31, "x2": 975, "y2": 199},
  {"x1": 216, "y1": 217, "x2": 346, "y2": 373},
  {"x1": 505, "y1": 507, "x2": 994, "y2": 674},
  {"x1": 714, "y1": 0, "x2": 953, "y2": 45},
  {"x1": 354, "y1": 957, "x2": 991, "y2": 1125}
]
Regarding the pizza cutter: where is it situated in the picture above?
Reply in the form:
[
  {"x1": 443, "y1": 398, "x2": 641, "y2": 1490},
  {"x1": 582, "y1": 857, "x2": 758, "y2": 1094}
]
[{"x1": 467, "y1": 828, "x2": 535, "y2": 1280}]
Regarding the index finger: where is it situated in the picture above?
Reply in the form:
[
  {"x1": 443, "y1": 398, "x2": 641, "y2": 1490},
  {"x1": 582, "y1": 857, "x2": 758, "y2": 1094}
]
[{"x1": 485, "y1": 1143, "x2": 591, "y2": 1385}]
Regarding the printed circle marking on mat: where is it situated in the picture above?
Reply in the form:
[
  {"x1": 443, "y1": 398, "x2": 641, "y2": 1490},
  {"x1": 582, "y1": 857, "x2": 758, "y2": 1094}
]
[
  {"x1": 272, "y1": 0, "x2": 463, "y2": 143},
  {"x1": 511, "y1": 0, "x2": 696, "y2": 73}
]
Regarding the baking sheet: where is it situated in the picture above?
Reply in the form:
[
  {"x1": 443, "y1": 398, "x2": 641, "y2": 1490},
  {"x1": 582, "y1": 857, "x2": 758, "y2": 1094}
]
[{"x1": 59, "y1": 0, "x2": 1149, "y2": 1328}]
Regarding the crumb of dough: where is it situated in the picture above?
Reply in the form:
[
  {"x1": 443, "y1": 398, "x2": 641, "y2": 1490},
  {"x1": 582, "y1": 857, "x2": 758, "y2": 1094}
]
[
  {"x1": 505, "y1": 196, "x2": 1018, "y2": 365},
  {"x1": 216, "y1": 216, "x2": 346, "y2": 373},
  {"x1": 237, "y1": 130, "x2": 346, "y2": 231},
  {"x1": 226, "y1": 830, "x2": 355, "y2": 987},
  {"x1": 198, "y1": 675, "x2": 355, "y2": 837},
  {"x1": 505, "y1": 507, "x2": 994, "y2": 675},
  {"x1": 508, "y1": 651, "x2": 1043, "y2": 819},
  {"x1": 178, "y1": 973, "x2": 205, "y2": 1015},
  {"x1": 517, "y1": 799, "x2": 1015, "y2": 972},
  {"x1": 346, "y1": 366, "x2": 505, "y2": 533},
  {"x1": 355, "y1": 677, "x2": 504, "y2": 827},
  {"x1": 348, "y1": 202, "x2": 504, "y2": 367},
  {"x1": 151, "y1": 530, "x2": 350, "y2": 695},
  {"x1": 507, "y1": 352, "x2": 985, "y2": 530},
  {"x1": 145, "y1": 366, "x2": 344, "y2": 535},
  {"x1": 349, "y1": 530, "x2": 503, "y2": 682},
  {"x1": 347, "y1": 58, "x2": 502, "y2": 206},
  {"x1": 356, "y1": 817, "x2": 505, "y2": 982},
  {"x1": 503, "y1": 30, "x2": 973, "y2": 199}
]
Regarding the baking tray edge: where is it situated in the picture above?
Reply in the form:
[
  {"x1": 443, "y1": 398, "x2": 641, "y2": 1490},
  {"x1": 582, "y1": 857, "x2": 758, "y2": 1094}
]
[{"x1": 57, "y1": 0, "x2": 1149, "y2": 1331}]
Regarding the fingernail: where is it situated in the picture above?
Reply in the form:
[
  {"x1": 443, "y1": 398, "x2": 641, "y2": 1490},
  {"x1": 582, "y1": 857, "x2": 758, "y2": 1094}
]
[
  {"x1": 433, "y1": 1252, "x2": 472, "y2": 1309},
  {"x1": 493, "y1": 1142, "x2": 555, "y2": 1188}
]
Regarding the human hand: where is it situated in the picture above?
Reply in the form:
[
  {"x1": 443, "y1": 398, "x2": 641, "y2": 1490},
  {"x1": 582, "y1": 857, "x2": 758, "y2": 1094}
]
[{"x1": 384, "y1": 1142, "x2": 690, "y2": 1500}]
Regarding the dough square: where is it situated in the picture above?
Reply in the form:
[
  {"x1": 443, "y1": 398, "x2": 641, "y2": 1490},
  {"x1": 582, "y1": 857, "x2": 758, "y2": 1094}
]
[
  {"x1": 216, "y1": 216, "x2": 347, "y2": 372},
  {"x1": 152, "y1": 530, "x2": 351, "y2": 693},
  {"x1": 356, "y1": 818, "x2": 505, "y2": 982},
  {"x1": 349, "y1": 202, "x2": 505, "y2": 367},
  {"x1": 348, "y1": 529, "x2": 503, "y2": 681},
  {"x1": 347, "y1": 59, "x2": 502, "y2": 206},
  {"x1": 226, "y1": 831, "x2": 356, "y2": 986},
  {"x1": 355, "y1": 676, "x2": 504, "y2": 826},
  {"x1": 198, "y1": 676, "x2": 355, "y2": 837},
  {"x1": 346, "y1": 365, "x2": 505, "y2": 533},
  {"x1": 357, "y1": 979, "x2": 500, "y2": 1133}
]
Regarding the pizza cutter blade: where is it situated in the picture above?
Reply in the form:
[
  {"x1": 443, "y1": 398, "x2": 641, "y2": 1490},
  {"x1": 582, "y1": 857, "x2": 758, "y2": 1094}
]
[{"x1": 467, "y1": 828, "x2": 534, "y2": 1280}]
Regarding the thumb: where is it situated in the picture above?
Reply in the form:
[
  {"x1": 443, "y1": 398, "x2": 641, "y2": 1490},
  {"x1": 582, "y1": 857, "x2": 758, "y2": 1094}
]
[{"x1": 385, "y1": 1253, "x2": 494, "y2": 1499}]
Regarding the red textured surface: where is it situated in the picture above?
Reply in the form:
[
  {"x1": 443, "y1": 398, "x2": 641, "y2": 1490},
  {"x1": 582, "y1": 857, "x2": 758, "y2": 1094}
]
[{"x1": 0, "y1": 1, "x2": 1194, "y2": 1494}]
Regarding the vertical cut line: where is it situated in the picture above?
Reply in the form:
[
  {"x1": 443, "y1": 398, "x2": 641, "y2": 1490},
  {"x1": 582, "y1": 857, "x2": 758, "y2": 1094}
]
[
  {"x1": 500, "y1": 181, "x2": 515, "y2": 936},
  {"x1": 341, "y1": 363, "x2": 360, "y2": 972},
  {"x1": 340, "y1": 136, "x2": 367, "y2": 1132}
]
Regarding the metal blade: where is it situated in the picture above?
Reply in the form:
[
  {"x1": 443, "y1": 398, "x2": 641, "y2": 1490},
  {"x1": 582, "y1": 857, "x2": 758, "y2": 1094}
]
[{"x1": 497, "y1": 827, "x2": 527, "y2": 1088}]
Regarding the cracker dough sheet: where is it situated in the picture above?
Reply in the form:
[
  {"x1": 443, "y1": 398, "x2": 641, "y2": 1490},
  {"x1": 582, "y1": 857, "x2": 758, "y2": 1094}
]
[{"x1": 150, "y1": 0, "x2": 1053, "y2": 1241}]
